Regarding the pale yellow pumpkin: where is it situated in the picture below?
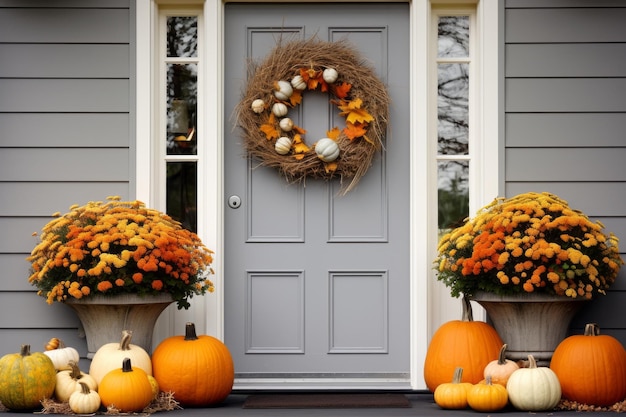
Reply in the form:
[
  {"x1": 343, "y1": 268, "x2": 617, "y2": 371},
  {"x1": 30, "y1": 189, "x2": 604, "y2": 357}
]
[
  {"x1": 68, "y1": 382, "x2": 101, "y2": 414},
  {"x1": 89, "y1": 330, "x2": 152, "y2": 385},
  {"x1": 55, "y1": 361, "x2": 98, "y2": 402}
]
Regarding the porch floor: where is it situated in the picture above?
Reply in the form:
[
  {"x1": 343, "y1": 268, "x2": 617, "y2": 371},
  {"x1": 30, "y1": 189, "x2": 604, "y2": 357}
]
[
  {"x1": 132, "y1": 392, "x2": 617, "y2": 416},
  {"x1": 2, "y1": 392, "x2": 616, "y2": 416}
]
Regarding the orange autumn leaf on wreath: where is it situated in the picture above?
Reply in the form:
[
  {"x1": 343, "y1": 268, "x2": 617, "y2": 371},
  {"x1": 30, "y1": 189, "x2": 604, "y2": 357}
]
[
  {"x1": 326, "y1": 127, "x2": 341, "y2": 140},
  {"x1": 344, "y1": 122, "x2": 368, "y2": 140},
  {"x1": 292, "y1": 134, "x2": 310, "y2": 160},
  {"x1": 289, "y1": 90, "x2": 302, "y2": 106},
  {"x1": 324, "y1": 162, "x2": 338, "y2": 173},
  {"x1": 260, "y1": 113, "x2": 279, "y2": 140},
  {"x1": 332, "y1": 82, "x2": 352, "y2": 99},
  {"x1": 338, "y1": 98, "x2": 374, "y2": 125},
  {"x1": 300, "y1": 67, "x2": 324, "y2": 90}
]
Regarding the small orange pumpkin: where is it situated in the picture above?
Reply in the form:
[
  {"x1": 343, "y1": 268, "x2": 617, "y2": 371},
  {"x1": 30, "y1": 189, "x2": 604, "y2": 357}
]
[
  {"x1": 433, "y1": 367, "x2": 473, "y2": 409},
  {"x1": 483, "y1": 343, "x2": 519, "y2": 386},
  {"x1": 99, "y1": 358, "x2": 153, "y2": 412},
  {"x1": 424, "y1": 296, "x2": 503, "y2": 392},
  {"x1": 551, "y1": 323, "x2": 626, "y2": 407},
  {"x1": 152, "y1": 322, "x2": 234, "y2": 407},
  {"x1": 467, "y1": 375, "x2": 508, "y2": 412}
]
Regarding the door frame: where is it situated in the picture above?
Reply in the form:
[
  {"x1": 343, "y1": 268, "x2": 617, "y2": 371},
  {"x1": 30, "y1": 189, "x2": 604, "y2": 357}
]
[{"x1": 135, "y1": 0, "x2": 501, "y2": 391}]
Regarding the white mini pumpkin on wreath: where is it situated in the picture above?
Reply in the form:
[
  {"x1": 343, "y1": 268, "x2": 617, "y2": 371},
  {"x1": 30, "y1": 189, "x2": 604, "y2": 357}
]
[{"x1": 236, "y1": 37, "x2": 390, "y2": 194}]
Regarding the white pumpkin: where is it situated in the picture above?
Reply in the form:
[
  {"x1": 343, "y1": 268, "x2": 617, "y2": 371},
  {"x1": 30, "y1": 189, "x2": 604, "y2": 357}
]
[
  {"x1": 275, "y1": 137, "x2": 293, "y2": 155},
  {"x1": 272, "y1": 102, "x2": 289, "y2": 117},
  {"x1": 315, "y1": 138, "x2": 340, "y2": 162},
  {"x1": 273, "y1": 80, "x2": 293, "y2": 101},
  {"x1": 323, "y1": 68, "x2": 339, "y2": 84},
  {"x1": 55, "y1": 361, "x2": 98, "y2": 402},
  {"x1": 44, "y1": 340, "x2": 80, "y2": 371},
  {"x1": 68, "y1": 382, "x2": 101, "y2": 414},
  {"x1": 251, "y1": 98, "x2": 265, "y2": 113},
  {"x1": 279, "y1": 117, "x2": 294, "y2": 132},
  {"x1": 88, "y1": 330, "x2": 152, "y2": 385},
  {"x1": 506, "y1": 355, "x2": 562, "y2": 411},
  {"x1": 291, "y1": 75, "x2": 307, "y2": 90}
]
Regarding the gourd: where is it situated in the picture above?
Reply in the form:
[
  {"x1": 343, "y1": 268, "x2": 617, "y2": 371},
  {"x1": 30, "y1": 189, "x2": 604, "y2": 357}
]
[
  {"x1": 272, "y1": 102, "x2": 289, "y2": 117},
  {"x1": 483, "y1": 343, "x2": 519, "y2": 386},
  {"x1": 55, "y1": 360, "x2": 98, "y2": 402},
  {"x1": 550, "y1": 322, "x2": 626, "y2": 407},
  {"x1": 43, "y1": 338, "x2": 80, "y2": 371},
  {"x1": 147, "y1": 375, "x2": 160, "y2": 399},
  {"x1": 68, "y1": 382, "x2": 101, "y2": 414},
  {"x1": 273, "y1": 80, "x2": 293, "y2": 101},
  {"x1": 433, "y1": 367, "x2": 473, "y2": 409},
  {"x1": 279, "y1": 117, "x2": 294, "y2": 132},
  {"x1": 315, "y1": 138, "x2": 340, "y2": 162},
  {"x1": 291, "y1": 75, "x2": 307, "y2": 91},
  {"x1": 467, "y1": 375, "x2": 508, "y2": 412},
  {"x1": 322, "y1": 68, "x2": 339, "y2": 84},
  {"x1": 99, "y1": 358, "x2": 154, "y2": 413},
  {"x1": 423, "y1": 296, "x2": 503, "y2": 391},
  {"x1": 275, "y1": 136, "x2": 293, "y2": 155},
  {"x1": 152, "y1": 322, "x2": 234, "y2": 406},
  {"x1": 89, "y1": 330, "x2": 152, "y2": 385},
  {"x1": 0, "y1": 344, "x2": 57, "y2": 410},
  {"x1": 251, "y1": 99, "x2": 265, "y2": 114},
  {"x1": 506, "y1": 354, "x2": 561, "y2": 411}
]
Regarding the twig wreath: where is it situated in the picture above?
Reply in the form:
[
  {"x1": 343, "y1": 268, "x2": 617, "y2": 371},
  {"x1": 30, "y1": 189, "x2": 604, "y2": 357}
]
[{"x1": 236, "y1": 37, "x2": 390, "y2": 194}]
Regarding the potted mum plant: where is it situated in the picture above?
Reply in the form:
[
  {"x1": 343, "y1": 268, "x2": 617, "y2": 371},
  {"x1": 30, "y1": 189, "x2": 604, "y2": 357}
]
[
  {"x1": 27, "y1": 196, "x2": 215, "y2": 356},
  {"x1": 434, "y1": 192, "x2": 623, "y2": 364}
]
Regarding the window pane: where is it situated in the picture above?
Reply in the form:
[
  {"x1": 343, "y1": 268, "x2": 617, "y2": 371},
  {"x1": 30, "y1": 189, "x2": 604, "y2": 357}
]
[
  {"x1": 167, "y1": 162, "x2": 197, "y2": 232},
  {"x1": 167, "y1": 16, "x2": 197, "y2": 57},
  {"x1": 438, "y1": 160, "x2": 469, "y2": 230},
  {"x1": 438, "y1": 63, "x2": 468, "y2": 155},
  {"x1": 166, "y1": 63, "x2": 197, "y2": 155},
  {"x1": 438, "y1": 16, "x2": 469, "y2": 58}
]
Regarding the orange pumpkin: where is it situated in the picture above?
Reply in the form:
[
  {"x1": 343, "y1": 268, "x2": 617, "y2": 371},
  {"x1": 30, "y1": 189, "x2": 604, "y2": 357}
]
[
  {"x1": 433, "y1": 367, "x2": 473, "y2": 409},
  {"x1": 467, "y1": 375, "x2": 508, "y2": 412},
  {"x1": 152, "y1": 322, "x2": 234, "y2": 407},
  {"x1": 424, "y1": 296, "x2": 503, "y2": 392},
  {"x1": 551, "y1": 323, "x2": 626, "y2": 407},
  {"x1": 483, "y1": 343, "x2": 519, "y2": 386},
  {"x1": 99, "y1": 358, "x2": 154, "y2": 413}
]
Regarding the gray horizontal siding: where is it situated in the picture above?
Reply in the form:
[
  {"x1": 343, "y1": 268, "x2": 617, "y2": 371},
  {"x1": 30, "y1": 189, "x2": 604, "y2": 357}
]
[
  {"x1": 504, "y1": 1, "x2": 626, "y2": 345},
  {"x1": 506, "y1": 114, "x2": 626, "y2": 147},
  {"x1": 506, "y1": 7, "x2": 626, "y2": 43},
  {"x1": 506, "y1": 148, "x2": 626, "y2": 182},
  {"x1": 0, "y1": 44, "x2": 130, "y2": 78},
  {"x1": 0, "y1": 80, "x2": 130, "y2": 112},
  {"x1": 0, "y1": 114, "x2": 130, "y2": 147},
  {"x1": 0, "y1": 183, "x2": 132, "y2": 216},
  {"x1": 506, "y1": 44, "x2": 626, "y2": 78},
  {"x1": 0, "y1": 149, "x2": 130, "y2": 181},
  {"x1": 506, "y1": 79, "x2": 626, "y2": 112},
  {"x1": 0, "y1": 1, "x2": 134, "y2": 358},
  {"x1": 0, "y1": 7, "x2": 129, "y2": 43}
]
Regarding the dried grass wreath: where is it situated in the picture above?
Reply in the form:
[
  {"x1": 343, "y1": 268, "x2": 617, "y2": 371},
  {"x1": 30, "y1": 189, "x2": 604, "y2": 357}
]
[{"x1": 236, "y1": 37, "x2": 390, "y2": 194}]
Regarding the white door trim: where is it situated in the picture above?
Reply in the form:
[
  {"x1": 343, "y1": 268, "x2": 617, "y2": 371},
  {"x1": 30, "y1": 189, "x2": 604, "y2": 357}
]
[{"x1": 135, "y1": 0, "x2": 500, "y2": 391}]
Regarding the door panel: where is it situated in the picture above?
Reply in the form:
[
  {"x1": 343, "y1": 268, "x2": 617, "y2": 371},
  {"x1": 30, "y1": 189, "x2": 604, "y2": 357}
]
[{"x1": 224, "y1": 3, "x2": 410, "y2": 387}]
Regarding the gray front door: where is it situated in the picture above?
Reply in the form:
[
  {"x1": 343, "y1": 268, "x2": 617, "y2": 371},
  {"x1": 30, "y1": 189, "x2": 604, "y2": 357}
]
[{"x1": 224, "y1": 3, "x2": 410, "y2": 388}]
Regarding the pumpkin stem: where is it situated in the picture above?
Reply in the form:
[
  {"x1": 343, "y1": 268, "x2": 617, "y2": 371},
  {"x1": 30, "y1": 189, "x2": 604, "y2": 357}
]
[
  {"x1": 57, "y1": 339, "x2": 67, "y2": 349},
  {"x1": 462, "y1": 295, "x2": 474, "y2": 322},
  {"x1": 485, "y1": 375, "x2": 493, "y2": 385},
  {"x1": 69, "y1": 361, "x2": 83, "y2": 379},
  {"x1": 119, "y1": 330, "x2": 133, "y2": 350},
  {"x1": 497, "y1": 344, "x2": 508, "y2": 365},
  {"x1": 527, "y1": 354, "x2": 537, "y2": 369},
  {"x1": 78, "y1": 381, "x2": 91, "y2": 395},
  {"x1": 184, "y1": 322, "x2": 199, "y2": 341},
  {"x1": 122, "y1": 357, "x2": 133, "y2": 373},
  {"x1": 584, "y1": 323, "x2": 600, "y2": 336},
  {"x1": 20, "y1": 344, "x2": 31, "y2": 357},
  {"x1": 452, "y1": 367, "x2": 464, "y2": 384}
]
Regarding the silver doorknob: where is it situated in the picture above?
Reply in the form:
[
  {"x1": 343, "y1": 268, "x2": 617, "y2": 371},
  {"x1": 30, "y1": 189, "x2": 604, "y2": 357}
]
[{"x1": 228, "y1": 195, "x2": 241, "y2": 209}]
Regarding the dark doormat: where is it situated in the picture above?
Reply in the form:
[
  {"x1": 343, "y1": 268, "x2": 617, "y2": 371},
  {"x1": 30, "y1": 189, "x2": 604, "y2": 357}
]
[{"x1": 242, "y1": 393, "x2": 411, "y2": 409}]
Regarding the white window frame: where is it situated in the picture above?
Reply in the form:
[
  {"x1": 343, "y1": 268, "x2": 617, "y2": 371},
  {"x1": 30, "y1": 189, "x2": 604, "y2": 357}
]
[{"x1": 136, "y1": 0, "x2": 499, "y2": 390}]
